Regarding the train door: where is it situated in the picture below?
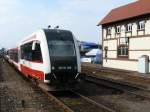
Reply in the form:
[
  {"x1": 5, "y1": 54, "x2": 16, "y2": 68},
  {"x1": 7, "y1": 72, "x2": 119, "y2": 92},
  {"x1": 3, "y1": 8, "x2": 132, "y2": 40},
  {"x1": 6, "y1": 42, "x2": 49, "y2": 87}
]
[
  {"x1": 20, "y1": 40, "x2": 44, "y2": 80},
  {"x1": 30, "y1": 41, "x2": 44, "y2": 81},
  {"x1": 20, "y1": 42, "x2": 33, "y2": 76},
  {"x1": 31, "y1": 41, "x2": 43, "y2": 63}
]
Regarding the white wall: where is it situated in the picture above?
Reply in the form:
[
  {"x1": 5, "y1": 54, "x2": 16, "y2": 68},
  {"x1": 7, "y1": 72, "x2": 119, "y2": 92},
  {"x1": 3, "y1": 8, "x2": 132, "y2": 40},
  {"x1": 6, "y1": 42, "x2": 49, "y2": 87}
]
[
  {"x1": 103, "y1": 59, "x2": 138, "y2": 71},
  {"x1": 103, "y1": 40, "x2": 117, "y2": 58},
  {"x1": 121, "y1": 25, "x2": 125, "y2": 37},
  {"x1": 103, "y1": 29, "x2": 107, "y2": 39},
  {"x1": 132, "y1": 23, "x2": 137, "y2": 36},
  {"x1": 103, "y1": 17, "x2": 150, "y2": 72},
  {"x1": 130, "y1": 37, "x2": 150, "y2": 50},
  {"x1": 129, "y1": 51, "x2": 150, "y2": 60},
  {"x1": 145, "y1": 19, "x2": 150, "y2": 34},
  {"x1": 111, "y1": 27, "x2": 116, "y2": 38}
]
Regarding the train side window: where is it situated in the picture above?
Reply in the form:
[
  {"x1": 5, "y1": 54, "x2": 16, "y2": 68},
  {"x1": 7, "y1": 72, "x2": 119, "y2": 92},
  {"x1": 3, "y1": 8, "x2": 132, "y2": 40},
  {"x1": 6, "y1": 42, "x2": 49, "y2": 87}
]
[
  {"x1": 32, "y1": 43, "x2": 43, "y2": 62},
  {"x1": 21, "y1": 42, "x2": 32, "y2": 61},
  {"x1": 21, "y1": 46, "x2": 24, "y2": 59},
  {"x1": 21, "y1": 45, "x2": 26, "y2": 59}
]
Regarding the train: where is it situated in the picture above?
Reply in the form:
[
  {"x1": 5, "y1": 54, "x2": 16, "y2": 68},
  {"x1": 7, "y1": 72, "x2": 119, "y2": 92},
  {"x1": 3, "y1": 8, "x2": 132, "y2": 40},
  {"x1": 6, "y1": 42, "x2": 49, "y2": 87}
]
[{"x1": 5, "y1": 28, "x2": 81, "y2": 86}]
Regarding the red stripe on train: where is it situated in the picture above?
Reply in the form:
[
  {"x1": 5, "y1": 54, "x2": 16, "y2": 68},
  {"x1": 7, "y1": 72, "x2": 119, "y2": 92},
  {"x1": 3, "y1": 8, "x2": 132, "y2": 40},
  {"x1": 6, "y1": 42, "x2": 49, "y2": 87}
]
[{"x1": 20, "y1": 64, "x2": 44, "y2": 81}]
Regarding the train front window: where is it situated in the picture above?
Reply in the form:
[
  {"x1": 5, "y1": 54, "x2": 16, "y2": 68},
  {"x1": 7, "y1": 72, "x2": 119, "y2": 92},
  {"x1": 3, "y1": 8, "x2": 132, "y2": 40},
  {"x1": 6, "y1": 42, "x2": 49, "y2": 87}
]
[
  {"x1": 48, "y1": 40, "x2": 75, "y2": 56},
  {"x1": 45, "y1": 30, "x2": 75, "y2": 57}
]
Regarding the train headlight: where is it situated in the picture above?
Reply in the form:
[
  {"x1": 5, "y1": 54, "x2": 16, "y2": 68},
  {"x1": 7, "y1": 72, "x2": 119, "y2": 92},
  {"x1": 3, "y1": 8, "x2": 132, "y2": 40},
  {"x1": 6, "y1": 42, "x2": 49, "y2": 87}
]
[{"x1": 52, "y1": 66, "x2": 55, "y2": 70}]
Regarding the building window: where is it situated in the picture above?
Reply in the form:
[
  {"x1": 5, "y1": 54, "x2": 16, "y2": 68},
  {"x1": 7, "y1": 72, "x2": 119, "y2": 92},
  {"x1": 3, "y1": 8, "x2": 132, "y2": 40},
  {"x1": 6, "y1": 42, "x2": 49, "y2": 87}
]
[
  {"x1": 107, "y1": 27, "x2": 111, "y2": 35},
  {"x1": 116, "y1": 26, "x2": 121, "y2": 34},
  {"x1": 118, "y1": 45, "x2": 128, "y2": 57},
  {"x1": 137, "y1": 20, "x2": 145, "y2": 30},
  {"x1": 126, "y1": 24, "x2": 132, "y2": 32},
  {"x1": 117, "y1": 37, "x2": 129, "y2": 58}
]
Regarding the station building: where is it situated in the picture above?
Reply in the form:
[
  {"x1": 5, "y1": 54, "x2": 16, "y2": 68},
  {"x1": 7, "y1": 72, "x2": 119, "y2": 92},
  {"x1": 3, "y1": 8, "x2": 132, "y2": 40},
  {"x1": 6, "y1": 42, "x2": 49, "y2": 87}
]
[{"x1": 98, "y1": 0, "x2": 150, "y2": 72}]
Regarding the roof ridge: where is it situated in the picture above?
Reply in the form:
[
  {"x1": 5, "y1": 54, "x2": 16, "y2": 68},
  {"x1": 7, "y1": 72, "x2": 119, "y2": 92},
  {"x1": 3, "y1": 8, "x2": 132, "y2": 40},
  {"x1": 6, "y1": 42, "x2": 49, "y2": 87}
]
[{"x1": 112, "y1": 0, "x2": 138, "y2": 11}]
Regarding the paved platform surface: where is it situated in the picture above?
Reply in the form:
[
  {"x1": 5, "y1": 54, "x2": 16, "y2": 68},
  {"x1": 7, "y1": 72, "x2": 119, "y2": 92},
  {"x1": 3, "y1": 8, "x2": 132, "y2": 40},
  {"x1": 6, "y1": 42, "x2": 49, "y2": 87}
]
[{"x1": 82, "y1": 63, "x2": 150, "y2": 90}]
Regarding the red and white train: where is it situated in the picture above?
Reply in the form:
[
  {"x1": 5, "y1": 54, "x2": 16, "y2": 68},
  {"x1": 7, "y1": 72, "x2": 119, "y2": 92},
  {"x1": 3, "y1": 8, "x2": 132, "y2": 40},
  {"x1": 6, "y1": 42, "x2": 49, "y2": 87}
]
[{"x1": 6, "y1": 29, "x2": 81, "y2": 85}]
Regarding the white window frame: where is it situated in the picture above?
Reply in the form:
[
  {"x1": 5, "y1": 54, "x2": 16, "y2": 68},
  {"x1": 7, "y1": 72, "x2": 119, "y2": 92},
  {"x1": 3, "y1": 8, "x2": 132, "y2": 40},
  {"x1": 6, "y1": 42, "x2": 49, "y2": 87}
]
[
  {"x1": 126, "y1": 23, "x2": 132, "y2": 32},
  {"x1": 107, "y1": 27, "x2": 111, "y2": 35},
  {"x1": 118, "y1": 46, "x2": 128, "y2": 56},
  {"x1": 138, "y1": 20, "x2": 145, "y2": 30},
  {"x1": 116, "y1": 26, "x2": 121, "y2": 34}
]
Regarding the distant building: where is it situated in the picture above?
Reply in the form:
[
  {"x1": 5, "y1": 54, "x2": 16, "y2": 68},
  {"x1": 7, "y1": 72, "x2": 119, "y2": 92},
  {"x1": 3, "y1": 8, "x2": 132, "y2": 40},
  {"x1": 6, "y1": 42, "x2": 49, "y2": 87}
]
[{"x1": 98, "y1": 0, "x2": 150, "y2": 72}]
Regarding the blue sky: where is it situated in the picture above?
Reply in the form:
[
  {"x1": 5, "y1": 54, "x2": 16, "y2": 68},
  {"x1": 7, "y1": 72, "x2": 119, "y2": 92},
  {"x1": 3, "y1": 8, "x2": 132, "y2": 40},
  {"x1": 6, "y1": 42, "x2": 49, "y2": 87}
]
[{"x1": 0, "y1": 0, "x2": 135, "y2": 48}]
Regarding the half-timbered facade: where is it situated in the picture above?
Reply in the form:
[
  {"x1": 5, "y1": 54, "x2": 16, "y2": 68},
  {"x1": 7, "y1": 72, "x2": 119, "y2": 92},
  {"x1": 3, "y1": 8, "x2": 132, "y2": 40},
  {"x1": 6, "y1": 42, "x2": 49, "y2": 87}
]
[{"x1": 98, "y1": 0, "x2": 150, "y2": 72}]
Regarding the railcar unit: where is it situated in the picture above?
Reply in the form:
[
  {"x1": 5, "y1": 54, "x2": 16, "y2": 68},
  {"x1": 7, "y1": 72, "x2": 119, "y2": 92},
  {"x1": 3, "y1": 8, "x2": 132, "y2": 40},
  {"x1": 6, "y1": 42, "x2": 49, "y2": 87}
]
[
  {"x1": 7, "y1": 48, "x2": 19, "y2": 68},
  {"x1": 6, "y1": 29, "x2": 81, "y2": 85}
]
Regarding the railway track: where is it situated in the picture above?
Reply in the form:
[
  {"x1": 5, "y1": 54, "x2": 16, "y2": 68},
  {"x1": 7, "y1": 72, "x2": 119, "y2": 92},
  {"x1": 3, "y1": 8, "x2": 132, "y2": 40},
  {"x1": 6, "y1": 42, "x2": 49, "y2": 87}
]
[
  {"x1": 71, "y1": 90, "x2": 116, "y2": 112},
  {"x1": 22, "y1": 72, "x2": 117, "y2": 112},
  {"x1": 82, "y1": 63, "x2": 131, "y2": 75},
  {"x1": 5, "y1": 60, "x2": 74, "y2": 112},
  {"x1": 4, "y1": 59, "x2": 116, "y2": 112},
  {"x1": 84, "y1": 75, "x2": 150, "y2": 101},
  {"x1": 1, "y1": 59, "x2": 65, "y2": 112},
  {"x1": 3, "y1": 59, "x2": 150, "y2": 112},
  {"x1": 35, "y1": 86, "x2": 74, "y2": 112},
  {"x1": 33, "y1": 78, "x2": 117, "y2": 112},
  {"x1": 17, "y1": 62, "x2": 150, "y2": 112},
  {"x1": 25, "y1": 68, "x2": 150, "y2": 112},
  {"x1": 82, "y1": 64, "x2": 150, "y2": 90},
  {"x1": 49, "y1": 90, "x2": 116, "y2": 112}
]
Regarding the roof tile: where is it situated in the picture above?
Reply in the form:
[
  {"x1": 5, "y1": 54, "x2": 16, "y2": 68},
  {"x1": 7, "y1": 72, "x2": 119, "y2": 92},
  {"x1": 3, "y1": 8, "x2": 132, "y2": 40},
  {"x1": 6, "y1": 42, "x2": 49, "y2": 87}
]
[{"x1": 98, "y1": 0, "x2": 150, "y2": 25}]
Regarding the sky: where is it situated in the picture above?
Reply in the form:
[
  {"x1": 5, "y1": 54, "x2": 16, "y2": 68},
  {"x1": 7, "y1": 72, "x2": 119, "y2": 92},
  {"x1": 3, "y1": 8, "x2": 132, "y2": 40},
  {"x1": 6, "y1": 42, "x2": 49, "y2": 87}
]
[{"x1": 0, "y1": 0, "x2": 135, "y2": 48}]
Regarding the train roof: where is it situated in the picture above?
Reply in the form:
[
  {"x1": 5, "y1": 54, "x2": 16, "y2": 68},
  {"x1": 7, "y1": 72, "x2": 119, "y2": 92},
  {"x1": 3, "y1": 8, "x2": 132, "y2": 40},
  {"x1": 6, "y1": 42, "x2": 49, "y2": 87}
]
[
  {"x1": 19, "y1": 29, "x2": 73, "y2": 45},
  {"x1": 43, "y1": 29, "x2": 72, "y2": 33}
]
